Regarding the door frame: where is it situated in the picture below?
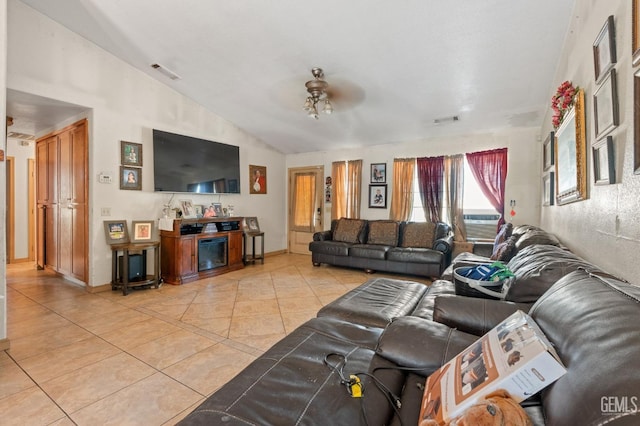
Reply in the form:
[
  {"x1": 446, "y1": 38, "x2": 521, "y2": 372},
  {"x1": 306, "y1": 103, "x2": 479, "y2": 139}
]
[{"x1": 287, "y1": 165, "x2": 324, "y2": 254}]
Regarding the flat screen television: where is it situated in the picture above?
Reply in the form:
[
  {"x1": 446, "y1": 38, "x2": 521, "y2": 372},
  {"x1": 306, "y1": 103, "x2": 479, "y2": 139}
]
[{"x1": 152, "y1": 129, "x2": 241, "y2": 194}]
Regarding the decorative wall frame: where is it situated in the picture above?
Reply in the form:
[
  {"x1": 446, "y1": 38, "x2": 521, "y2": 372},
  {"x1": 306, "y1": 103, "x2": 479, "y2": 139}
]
[
  {"x1": 249, "y1": 165, "x2": 267, "y2": 194},
  {"x1": 368, "y1": 184, "x2": 387, "y2": 208},
  {"x1": 634, "y1": 69, "x2": 640, "y2": 174},
  {"x1": 543, "y1": 131, "x2": 555, "y2": 171},
  {"x1": 542, "y1": 172, "x2": 555, "y2": 207},
  {"x1": 120, "y1": 166, "x2": 141, "y2": 190},
  {"x1": 555, "y1": 89, "x2": 587, "y2": 205},
  {"x1": 593, "y1": 69, "x2": 619, "y2": 139},
  {"x1": 131, "y1": 220, "x2": 155, "y2": 243},
  {"x1": 634, "y1": 0, "x2": 640, "y2": 66},
  {"x1": 593, "y1": 136, "x2": 615, "y2": 185},
  {"x1": 103, "y1": 220, "x2": 129, "y2": 244},
  {"x1": 593, "y1": 15, "x2": 616, "y2": 83},
  {"x1": 371, "y1": 163, "x2": 386, "y2": 183},
  {"x1": 121, "y1": 141, "x2": 142, "y2": 167}
]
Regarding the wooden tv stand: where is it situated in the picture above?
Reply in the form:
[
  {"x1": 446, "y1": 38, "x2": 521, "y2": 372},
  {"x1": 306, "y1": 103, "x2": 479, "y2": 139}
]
[{"x1": 160, "y1": 217, "x2": 244, "y2": 285}]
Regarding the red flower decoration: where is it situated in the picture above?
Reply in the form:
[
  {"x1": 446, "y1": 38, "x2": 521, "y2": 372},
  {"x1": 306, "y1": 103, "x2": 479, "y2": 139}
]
[{"x1": 551, "y1": 81, "x2": 578, "y2": 129}]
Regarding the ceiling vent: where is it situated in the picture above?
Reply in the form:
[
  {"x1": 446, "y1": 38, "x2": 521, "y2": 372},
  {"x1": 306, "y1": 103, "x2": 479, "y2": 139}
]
[
  {"x1": 150, "y1": 63, "x2": 181, "y2": 81},
  {"x1": 433, "y1": 115, "x2": 459, "y2": 124},
  {"x1": 7, "y1": 131, "x2": 35, "y2": 141}
]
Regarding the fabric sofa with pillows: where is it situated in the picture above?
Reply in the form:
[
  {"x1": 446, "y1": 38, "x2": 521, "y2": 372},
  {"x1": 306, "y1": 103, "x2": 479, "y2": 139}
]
[{"x1": 309, "y1": 218, "x2": 454, "y2": 278}]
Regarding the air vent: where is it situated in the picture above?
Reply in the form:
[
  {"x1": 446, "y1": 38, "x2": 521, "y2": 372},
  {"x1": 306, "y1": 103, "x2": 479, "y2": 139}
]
[
  {"x1": 150, "y1": 63, "x2": 181, "y2": 81},
  {"x1": 433, "y1": 115, "x2": 459, "y2": 124},
  {"x1": 7, "y1": 131, "x2": 35, "y2": 140}
]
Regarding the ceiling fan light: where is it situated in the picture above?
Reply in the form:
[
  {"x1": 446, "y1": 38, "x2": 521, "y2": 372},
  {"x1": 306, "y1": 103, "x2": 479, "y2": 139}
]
[
  {"x1": 308, "y1": 104, "x2": 319, "y2": 119},
  {"x1": 323, "y1": 99, "x2": 333, "y2": 114},
  {"x1": 303, "y1": 97, "x2": 313, "y2": 111}
]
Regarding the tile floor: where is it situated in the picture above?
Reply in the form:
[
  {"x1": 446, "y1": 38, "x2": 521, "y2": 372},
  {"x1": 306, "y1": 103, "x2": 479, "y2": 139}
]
[{"x1": 1, "y1": 253, "x2": 429, "y2": 425}]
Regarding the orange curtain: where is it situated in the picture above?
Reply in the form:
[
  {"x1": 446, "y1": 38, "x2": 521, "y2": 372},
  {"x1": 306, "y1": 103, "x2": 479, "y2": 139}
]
[
  {"x1": 346, "y1": 160, "x2": 362, "y2": 218},
  {"x1": 389, "y1": 158, "x2": 415, "y2": 221},
  {"x1": 292, "y1": 173, "x2": 316, "y2": 231},
  {"x1": 331, "y1": 161, "x2": 346, "y2": 220}
]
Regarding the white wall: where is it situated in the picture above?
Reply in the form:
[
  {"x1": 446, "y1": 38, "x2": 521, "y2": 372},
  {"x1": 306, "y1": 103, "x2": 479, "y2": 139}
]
[
  {"x1": 540, "y1": 0, "x2": 640, "y2": 283},
  {"x1": 286, "y1": 127, "x2": 541, "y2": 229},
  {"x1": 7, "y1": 0, "x2": 287, "y2": 287},
  {"x1": 5, "y1": 138, "x2": 34, "y2": 259}
]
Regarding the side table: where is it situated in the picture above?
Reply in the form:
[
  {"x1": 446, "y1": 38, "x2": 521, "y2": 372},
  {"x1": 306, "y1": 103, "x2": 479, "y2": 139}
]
[
  {"x1": 110, "y1": 241, "x2": 161, "y2": 295},
  {"x1": 243, "y1": 231, "x2": 264, "y2": 265}
]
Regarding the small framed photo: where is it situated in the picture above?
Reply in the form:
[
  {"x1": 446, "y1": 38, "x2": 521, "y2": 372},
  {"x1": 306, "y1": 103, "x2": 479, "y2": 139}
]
[
  {"x1": 593, "y1": 69, "x2": 619, "y2": 139},
  {"x1": 131, "y1": 220, "x2": 155, "y2": 243},
  {"x1": 249, "y1": 164, "x2": 267, "y2": 194},
  {"x1": 212, "y1": 202, "x2": 224, "y2": 217},
  {"x1": 180, "y1": 199, "x2": 197, "y2": 218},
  {"x1": 121, "y1": 141, "x2": 142, "y2": 167},
  {"x1": 371, "y1": 163, "x2": 386, "y2": 183},
  {"x1": 120, "y1": 166, "x2": 141, "y2": 190},
  {"x1": 543, "y1": 131, "x2": 555, "y2": 172},
  {"x1": 103, "y1": 220, "x2": 129, "y2": 244},
  {"x1": 245, "y1": 216, "x2": 261, "y2": 233},
  {"x1": 593, "y1": 15, "x2": 616, "y2": 83},
  {"x1": 194, "y1": 205, "x2": 204, "y2": 218},
  {"x1": 542, "y1": 172, "x2": 555, "y2": 207},
  {"x1": 593, "y1": 136, "x2": 615, "y2": 185},
  {"x1": 368, "y1": 184, "x2": 387, "y2": 208}
]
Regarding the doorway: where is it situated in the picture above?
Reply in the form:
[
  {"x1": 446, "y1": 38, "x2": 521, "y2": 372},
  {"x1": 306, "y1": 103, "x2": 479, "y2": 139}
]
[
  {"x1": 5, "y1": 156, "x2": 35, "y2": 264},
  {"x1": 288, "y1": 166, "x2": 324, "y2": 254}
]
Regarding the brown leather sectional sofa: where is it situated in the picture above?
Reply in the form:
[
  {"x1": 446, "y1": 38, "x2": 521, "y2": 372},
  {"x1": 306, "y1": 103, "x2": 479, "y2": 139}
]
[
  {"x1": 179, "y1": 226, "x2": 640, "y2": 425},
  {"x1": 309, "y1": 218, "x2": 454, "y2": 278}
]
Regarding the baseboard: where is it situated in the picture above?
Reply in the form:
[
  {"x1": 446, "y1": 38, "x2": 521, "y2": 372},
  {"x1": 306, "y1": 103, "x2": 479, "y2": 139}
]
[
  {"x1": 0, "y1": 338, "x2": 10, "y2": 351},
  {"x1": 87, "y1": 283, "x2": 113, "y2": 293},
  {"x1": 266, "y1": 250, "x2": 286, "y2": 257}
]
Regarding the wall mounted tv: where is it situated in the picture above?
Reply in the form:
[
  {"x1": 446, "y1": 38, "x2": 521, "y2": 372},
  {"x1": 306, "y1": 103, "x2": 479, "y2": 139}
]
[{"x1": 152, "y1": 129, "x2": 241, "y2": 194}]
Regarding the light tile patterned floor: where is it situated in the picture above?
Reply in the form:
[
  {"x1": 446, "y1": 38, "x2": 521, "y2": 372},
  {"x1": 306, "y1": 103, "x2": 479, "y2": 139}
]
[{"x1": 1, "y1": 253, "x2": 430, "y2": 425}]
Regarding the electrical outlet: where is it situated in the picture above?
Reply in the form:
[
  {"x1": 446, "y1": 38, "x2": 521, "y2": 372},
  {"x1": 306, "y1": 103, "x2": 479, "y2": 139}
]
[{"x1": 101, "y1": 207, "x2": 111, "y2": 216}]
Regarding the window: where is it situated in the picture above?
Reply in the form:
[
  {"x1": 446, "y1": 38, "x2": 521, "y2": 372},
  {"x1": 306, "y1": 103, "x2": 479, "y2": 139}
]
[{"x1": 410, "y1": 158, "x2": 498, "y2": 237}]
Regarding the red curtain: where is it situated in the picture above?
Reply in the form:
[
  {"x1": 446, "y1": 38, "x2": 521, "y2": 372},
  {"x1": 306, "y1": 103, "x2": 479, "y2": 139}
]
[
  {"x1": 417, "y1": 156, "x2": 444, "y2": 222},
  {"x1": 465, "y1": 148, "x2": 508, "y2": 228}
]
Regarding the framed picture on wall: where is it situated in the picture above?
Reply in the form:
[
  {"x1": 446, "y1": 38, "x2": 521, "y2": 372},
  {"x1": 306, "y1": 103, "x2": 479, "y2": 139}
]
[
  {"x1": 555, "y1": 89, "x2": 587, "y2": 205},
  {"x1": 543, "y1": 131, "x2": 555, "y2": 172},
  {"x1": 121, "y1": 141, "x2": 142, "y2": 167},
  {"x1": 368, "y1": 184, "x2": 387, "y2": 208},
  {"x1": 542, "y1": 172, "x2": 554, "y2": 207},
  {"x1": 593, "y1": 136, "x2": 615, "y2": 185},
  {"x1": 249, "y1": 165, "x2": 267, "y2": 194},
  {"x1": 593, "y1": 15, "x2": 616, "y2": 83},
  {"x1": 593, "y1": 69, "x2": 619, "y2": 139},
  {"x1": 371, "y1": 163, "x2": 386, "y2": 183},
  {"x1": 120, "y1": 166, "x2": 141, "y2": 190}
]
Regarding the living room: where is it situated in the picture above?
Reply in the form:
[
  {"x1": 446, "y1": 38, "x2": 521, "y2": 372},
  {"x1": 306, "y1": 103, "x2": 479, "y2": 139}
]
[{"x1": 1, "y1": 0, "x2": 640, "y2": 423}]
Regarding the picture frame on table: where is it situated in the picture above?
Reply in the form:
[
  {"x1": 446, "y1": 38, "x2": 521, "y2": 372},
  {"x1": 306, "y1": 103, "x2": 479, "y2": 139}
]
[
  {"x1": 593, "y1": 15, "x2": 616, "y2": 83},
  {"x1": 543, "y1": 131, "x2": 555, "y2": 172},
  {"x1": 245, "y1": 217, "x2": 261, "y2": 233},
  {"x1": 212, "y1": 202, "x2": 224, "y2": 217},
  {"x1": 180, "y1": 199, "x2": 197, "y2": 218},
  {"x1": 593, "y1": 136, "x2": 615, "y2": 185},
  {"x1": 121, "y1": 141, "x2": 143, "y2": 167},
  {"x1": 542, "y1": 172, "x2": 554, "y2": 207},
  {"x1": 131, "y1": 220, "x2": 155, "y2": 243},
  {"x1": 371, "y1": 163, "x2": 386, "y2": 183},
  {"x1": 120, "y1": 166, "x2": 142, "y2": 190},
  {"x1": 554, "y1": 89, "x2": 587, "y2": 206},
  {"x1": 194, "y1": 205, "x2": 204, "y2": 218},
  {"x1": 593, "y1": 69, "x2": 619, "y2": 140},
  {"x1": 368, "y1": 184, "x2": 387, "y2": 208},
  {"x1": 103, "y1": 220, "x2": 129, "y2": 244}
]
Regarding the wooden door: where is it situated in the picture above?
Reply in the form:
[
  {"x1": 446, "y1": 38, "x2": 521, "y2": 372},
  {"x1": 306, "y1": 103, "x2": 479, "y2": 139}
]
[
  {"x1": 288, "y1": 166, "x2": 324, "y2": 254},
  {"x1": 179, "y1": 236, "x2": 197, "y2": 278},
  {"x1": 228, "y1": 232, "x2": 243, "y2": 266},
  {"x1": 36, "y1": 136, "x2": 59, "y2": 270}
]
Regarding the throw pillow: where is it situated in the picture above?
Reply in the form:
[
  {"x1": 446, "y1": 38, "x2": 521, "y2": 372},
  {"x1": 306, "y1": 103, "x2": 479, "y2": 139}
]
[
  {"x1": 333, "y1": 218, "x2": 366, "y2": 243},
  {"x1": 491, "y1": 222, "x2": 513, "y2": 258},
  {"x1": 367, "y1": 221, "x2": 399, "y2": 246},
  {"x1": 401, "y1": 222, "x2": 435, "y2": 248}
]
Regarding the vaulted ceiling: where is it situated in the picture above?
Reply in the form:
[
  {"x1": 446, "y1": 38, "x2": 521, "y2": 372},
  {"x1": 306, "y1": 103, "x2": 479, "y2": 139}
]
[{"x1": 12, "y1": 0, "x2": 576, "y2": 154}]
